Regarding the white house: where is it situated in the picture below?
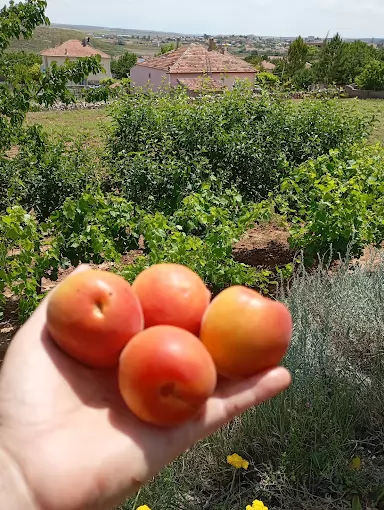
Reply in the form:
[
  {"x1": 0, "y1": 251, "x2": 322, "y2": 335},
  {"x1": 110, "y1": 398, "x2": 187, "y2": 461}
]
[{"x1": 40, "y1": 39, "x2": 112, "y2": 85}]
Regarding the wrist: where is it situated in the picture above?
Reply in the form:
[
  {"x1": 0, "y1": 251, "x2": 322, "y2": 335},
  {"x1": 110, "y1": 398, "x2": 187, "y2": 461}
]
[{"x1": 0, "y1": 445, "x2": 37, "y2": 509}]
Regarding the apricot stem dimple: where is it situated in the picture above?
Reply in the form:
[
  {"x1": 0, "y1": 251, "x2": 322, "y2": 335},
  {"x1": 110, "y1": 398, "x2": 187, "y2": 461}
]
[
  {"x1": 94, "y1": 300, "x2": 105, "y2": 318},
  {"x1": 160, "y1": 382, "x2": 176, "y2": 398},
  {"x1": 160, "y1": 382, "x2": 186, "y2": 401}
]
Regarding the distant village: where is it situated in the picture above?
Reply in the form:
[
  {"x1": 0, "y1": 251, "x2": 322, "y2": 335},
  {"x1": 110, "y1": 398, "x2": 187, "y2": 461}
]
[{"x1": 89, "y1": 31, "x2": 384, "y2": 59}]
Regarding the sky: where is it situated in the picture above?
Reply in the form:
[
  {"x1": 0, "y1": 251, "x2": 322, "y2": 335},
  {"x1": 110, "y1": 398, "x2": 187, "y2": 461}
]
[{"x1": 45, "y1": 0, "x2": 384, "y2": 38}]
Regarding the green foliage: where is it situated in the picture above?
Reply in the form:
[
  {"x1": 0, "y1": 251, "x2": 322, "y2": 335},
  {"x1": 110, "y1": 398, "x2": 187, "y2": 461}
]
[
  {"x1": 155, "y1": 42, "x2": 176, "y2": 56},
  {"x1": 254, "y1": 71, "x2": 280, "y2": 88},
  {"x1": 308, "y1": 37, "x2": 378, "y2": 87},
  {"x1": 244, "y1": 52, "x2": 262, "y2": 67},
  {"x1": 313, "y1": 33, "x2": 345, "y2": 85},
  {"x1": 0, "y1": 205, "x2": 58, "y2": 321},
  {"x1": 291, "y1": 67, "x2": 314, "y2": 90},
  {"x1": 286, "y1": 36, "x2": 309, "y2": 76},
  {"x1": 0, "y1": 50, "x2": 41, "y2": 82},
  {"x1": 278, "y1": 144, "x2": 384, "y2": 263},
  {"x1": 109, "y1": 87, "x2": 369, "y2": 210},
  {"x1": 81, "y1": 80, "x2": 124, "y2": 103},
  {"x1": 0, "y1": 0, "x2": 49, "y2": 53},
  {"x1": 0, "y1": 1, "x2": 103, "y2": 152},
  {"x1": 110, "y1": 51, "x2": 137, "y2": 79},
  {"x1": 356, "y1": 59, "x2": 384, "y2": 90},
  {"x1": 342, "y1": 40, "x2": 377, "y2": 83},
  {"x1": 120, "y1": 186, "x2": 274, "y2": 293},
  {"x1": 51, "y1": 190, "x2": 139, "y2": 267},
  {"x1": 0, "y1": 125, "x2": 104, "y2": 219}
]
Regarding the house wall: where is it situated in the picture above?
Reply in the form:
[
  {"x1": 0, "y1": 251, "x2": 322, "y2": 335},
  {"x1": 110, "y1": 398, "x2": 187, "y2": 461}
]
[
  {"x1": 170, "y1": 72, "x2": 255, "y2": 90},
  {"x1": 130, "y1": 65, "x2": 169, "y2": 89},
  {"x1": 43, "y1": 56, "x2": 111, "y2": 83}
]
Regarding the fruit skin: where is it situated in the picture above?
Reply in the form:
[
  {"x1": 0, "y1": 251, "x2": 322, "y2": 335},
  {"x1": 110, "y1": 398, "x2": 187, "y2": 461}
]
[
  {"x1": 200, "y1": 286, "x2": 292, "y2": 379},
  {"x1": 118, "y1": 325, "x2": 217, "y2": 427},
  {"x1": 132, "y1": 263, "x2": 211, "y2": 335},
  {"x1": 47, "y1": 270, "x2": 144, "y2": 368}
]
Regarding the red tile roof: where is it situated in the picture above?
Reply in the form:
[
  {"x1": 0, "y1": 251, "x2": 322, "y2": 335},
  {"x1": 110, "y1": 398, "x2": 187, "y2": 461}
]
[
  {"x1": 40, "y1": 40, "x2": 111, "y2": 59},
  {"x1": 261, "y1": 60, "x2": 276, "y2": 71},
  {"x1": 177, "y1": 76, "x2": 225, "y2": 92},
  {"x1": 137, "y1": 44, "x2": 256, "y2": 74}
]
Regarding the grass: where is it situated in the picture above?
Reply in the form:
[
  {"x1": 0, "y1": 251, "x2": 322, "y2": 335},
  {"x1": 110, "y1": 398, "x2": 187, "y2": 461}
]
[
  {"x1": 120, "y1": 255, "x2": 384, "y2": 510},
  {"x1": 352, "y1": 99, "x2": 384, "y2": 144},
  {"x1": 26, "y1": 108, "x2": 111, "y2": 146}
]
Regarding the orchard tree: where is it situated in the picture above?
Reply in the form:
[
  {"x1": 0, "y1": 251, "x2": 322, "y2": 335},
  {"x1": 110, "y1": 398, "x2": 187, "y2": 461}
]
[
  {"x1": 0, "y1": 0, "x2": 103, "y2": 151},
  {"x1": 111, "y1": 51, "x2": 137, "y2": 78}
]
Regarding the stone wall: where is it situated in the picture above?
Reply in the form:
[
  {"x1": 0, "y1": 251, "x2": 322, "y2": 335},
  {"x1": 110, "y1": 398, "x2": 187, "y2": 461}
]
[{"x1": 344, "y1": 85, "x2": 384, "y2": 99}]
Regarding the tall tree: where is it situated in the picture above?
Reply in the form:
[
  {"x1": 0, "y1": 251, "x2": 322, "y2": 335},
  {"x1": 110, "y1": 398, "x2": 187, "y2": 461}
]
[
  {"x1": 342, "y1": 41, "x2": 377, "y2": 83},
  {"x1": 314, "y1": 33, "x2": 345, "y2": 85},
  {"x1": 111, "y1": 51, "x2": 137, "y2": 78},
  {"x1": 286, "y1": 36, "x2": 309, "y2": 76}
]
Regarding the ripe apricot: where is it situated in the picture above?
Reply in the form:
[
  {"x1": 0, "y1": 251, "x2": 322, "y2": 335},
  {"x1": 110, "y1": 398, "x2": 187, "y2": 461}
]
[
  {"x1": 118, "y1": 325, "x2": 217, "y2": 427},
  {"x1": 47, "y1": 270, "x2": 144, "y2": 368},
  {"x1": 200, "y1": 286, "x2": 292, "y2": 379},
  {"x1": 132, "y1": 263, "x2": 211, "y2": 335}
]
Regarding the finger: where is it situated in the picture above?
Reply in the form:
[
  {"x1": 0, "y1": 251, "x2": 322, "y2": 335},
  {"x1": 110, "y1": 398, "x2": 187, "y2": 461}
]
[{"x1": 193, "y1": 366, "x2": 291, "y2": 439}]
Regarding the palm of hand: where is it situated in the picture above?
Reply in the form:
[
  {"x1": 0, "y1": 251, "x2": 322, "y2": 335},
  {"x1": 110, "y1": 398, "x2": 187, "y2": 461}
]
[{"x1": 0, "y1": 284, "x2": 290, "y2": 510}]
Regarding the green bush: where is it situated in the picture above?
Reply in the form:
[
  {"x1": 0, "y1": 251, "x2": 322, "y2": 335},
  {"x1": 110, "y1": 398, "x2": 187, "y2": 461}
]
[
  {"x1": 278, "y1": 144, "x2": 384, "y2": 263},
  {"x1": 292, "y1": 67, "x2": 314, "y2": 90},
  {"x1": 0, "y1": 205, "x2": 58, "y2": 321},
  {"x1": 1, "y1": 126, "x2": 104, "y2": 219},
  {"x1": 51, "y1": 190, "x2": 139, "y2": 267},
  {"x1": 119, "y1": 186, "x2": 274, "y2": 293},
  {"x1": 254, "y1": 71, "x2": 280, "y2": 88},
  {"x1": 109, "y1": 87, "x2": 370, "y2": 211},
  {"x1": 356, "y1": 59, "x2": 384, "y2": 90}
]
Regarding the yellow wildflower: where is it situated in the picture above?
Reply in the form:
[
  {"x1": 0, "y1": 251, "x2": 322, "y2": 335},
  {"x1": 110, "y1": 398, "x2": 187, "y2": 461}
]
[
  {"x1": 350, "y1": 456, "x2": 361, "y2": 471},
  {"x1": 227, "y1": 453, "x2": 249, "y2": 470},
  {"x1": 137, "y1": 506, "x2": 151, "y2": 510},
  {"x1": 246, "y1": 499, "x2": 269, "y2": 510}
]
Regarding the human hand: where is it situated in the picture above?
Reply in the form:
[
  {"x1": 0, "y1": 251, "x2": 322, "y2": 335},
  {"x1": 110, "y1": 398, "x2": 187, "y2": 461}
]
[{"x1": 0, "y1": 265, "x2": 291, "y2": 510}]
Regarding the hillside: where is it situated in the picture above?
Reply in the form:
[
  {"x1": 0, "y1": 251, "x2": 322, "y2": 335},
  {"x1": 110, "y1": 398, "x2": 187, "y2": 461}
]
[
  {"x1": 50, "y1": 23, "x2": 188, "y2": 38},
  {"x1": 6, "y1": 25, "x2": 147, "y2": 58},
  {"x1": 7, "y1": 26, "x2": 86, "y2": 53}
]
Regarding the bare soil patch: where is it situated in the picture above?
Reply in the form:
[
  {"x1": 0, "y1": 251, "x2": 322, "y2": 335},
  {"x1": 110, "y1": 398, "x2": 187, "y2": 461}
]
[{"x1": 233, "y1": 223, "x2": 293, "y2": 268}]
